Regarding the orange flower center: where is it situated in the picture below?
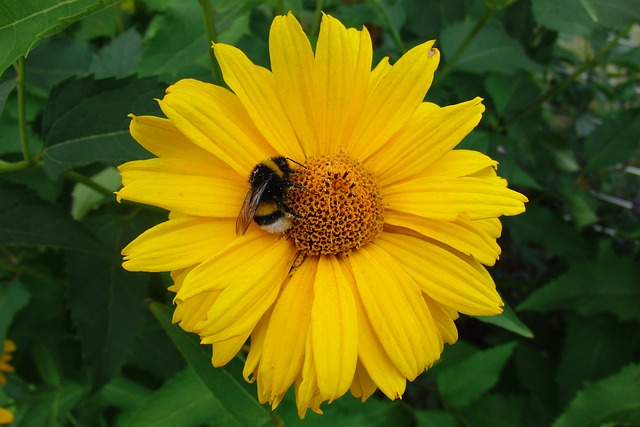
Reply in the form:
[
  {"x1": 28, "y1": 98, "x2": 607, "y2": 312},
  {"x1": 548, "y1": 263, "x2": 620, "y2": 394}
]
[{"x1": 288, "y1": 154, "x2": 385, "y2": 255}]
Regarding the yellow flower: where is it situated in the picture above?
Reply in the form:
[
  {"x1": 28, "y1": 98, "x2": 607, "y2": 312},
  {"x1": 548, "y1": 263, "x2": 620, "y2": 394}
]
[
  {"x1": 0, "y1": 341, "x2": 15, "y2": 386},
  {"x1": 117, "y1": 13, "x2": 527, "y2": 417},
  {"x1": 0, "y1": 407, "x2": 13, "y2": 425}
]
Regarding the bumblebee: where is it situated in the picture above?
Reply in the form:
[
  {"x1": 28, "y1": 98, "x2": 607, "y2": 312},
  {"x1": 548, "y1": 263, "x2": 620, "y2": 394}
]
[{"x1": 235, "y1": 156, "x2": 303, "y2": 236}]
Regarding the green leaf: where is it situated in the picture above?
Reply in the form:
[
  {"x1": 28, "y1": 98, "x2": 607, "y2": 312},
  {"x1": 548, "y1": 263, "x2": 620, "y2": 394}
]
[
  {"x1": 553, "y1": 364, "x2": 640, "y2": 427},
  {"x1": 117, "y1": 367, "x2": 231, "y2": 427},
  {"x1": 459, "y1": 394, "x2": 528, "y2": 427},
  {"x1": 485, "y1": 72, "x2": 540, "y2": 118},
  {"x1": 41, "y1": 75, "x2": 165, "y2": 179},
  {"x1": 556, "y1": 314, "x2": 638, "y2": 404},
  {"x1": 518, "y1": 256, "x2": 640, "y2": 321},
  {"x1": 0, "y1": 181, "x2": 103, "y2": 253},
  {"x1": 474, "y1": 303, "x2": 534, "y2": 338},
  {"x1": 0, "y1": 0, "x2": 121, "y2": 75},
  {"x1": 71, "y1": 167, "x2": 121, "y2": 220},
  {"x1": 437, "y1": 342, "x2": 517, "y2": 408},
  {"x1": 90, "y1": 28, "x2": 143, "y2": 79},
  {"x1": 66, "y1": 214, "x2": 152, "y2": 388},
  {"x1": 150, "y1": 303, "x2": 271, "y2": 427},
  {"x1": 441, "y1": 22, "x2": 541, "y2": 75},
  {"x1": 18, "y1": 381, "x2": 88, "y2": 426},
  {"x1": 0, "y1": 280, "x2": 30, "y2": 345},
  {"x1": 99, "y1": 376, "x2": 154, "y2": 411},
  {"x1": 584, "y1": 109, "x2": 640, "y2": 171},
  {"x1": 415, "y1": 410, "x2": 460, "y2": 427},
  {"x1": 0, "y1": 74, "x2": 15, "y2": 115},
  {"x1": 557, "y1": 176, "x2": 599, "y2": 228}
]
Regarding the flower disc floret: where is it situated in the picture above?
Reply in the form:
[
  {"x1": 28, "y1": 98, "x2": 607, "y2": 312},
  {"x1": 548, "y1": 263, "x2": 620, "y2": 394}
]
[{"x1": 288, "y1": 154, "x2": 384, "y2": 255}]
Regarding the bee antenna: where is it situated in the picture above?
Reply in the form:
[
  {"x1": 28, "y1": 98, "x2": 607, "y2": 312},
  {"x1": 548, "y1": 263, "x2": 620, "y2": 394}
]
[{"x1": 286, "y1": 157, "x2": 307, "y2": 169}]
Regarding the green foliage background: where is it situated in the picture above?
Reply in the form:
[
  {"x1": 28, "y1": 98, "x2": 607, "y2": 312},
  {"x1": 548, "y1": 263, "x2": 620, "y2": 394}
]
[{"x1": 1, "y1": 0, "x2": 639, "y2": 425}]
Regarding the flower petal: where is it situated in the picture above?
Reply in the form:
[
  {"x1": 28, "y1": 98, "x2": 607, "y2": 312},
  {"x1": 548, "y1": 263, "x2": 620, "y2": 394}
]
[
  {"x1": 122, "y1": 216, "x2": 236, "y2": 272},
  {"x1": 259, "y1": 256, "x2": 316, "y2": 406},
  {"x1": 295, "y1": 333, "x2": 324, "y2": 418},
  {"x1": 269, "y1": 13, "x2": 318, "y2": 153},
  {"x1": 182, "y1": 234, "x2": 296, "y2": 341},
  {"x1": 347, "y1": 42, "x2": 440, "y2": 159},
  {"x1": 312, "y1": 255, "x2": 358, "y2": 401},
  {"x1": 209, "y1": 332, "x2": 250, "y2": 366},
  {"x1": 117, "y1": 159, "x2": 244, "y2": 217},
  {"x1": 385, "y1": 211, "x2": 502, "y2": 266},
  {"x1": 383, "y1": 175, "x2": 528, "y2": 221},
  {"x1": 214, "y1": 43, "x2": 305, "y2": 160},
  {"x1": 376, "y1": 232, "x2": 503, "y2": 315},
  {"x1": 423, "y1": 295, "x2": 458, "y2": 345},
  {"x1": 129, "y1": 115, "x2": 222, "y2": 162},
  {"x1": 313, "y1": 14, "x2": 373, "y2": 155},
  {"x1": 159, "y1": 79, "x2": 275, "y2": 175},
  {"x1": 349, "y1": 361, "x2": 378, "y2": 402},
  {"x1": 372, "y1": 98, "x2": 485, "y2": 186}
]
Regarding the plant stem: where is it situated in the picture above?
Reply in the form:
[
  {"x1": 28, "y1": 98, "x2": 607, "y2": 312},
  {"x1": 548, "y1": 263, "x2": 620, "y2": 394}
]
[
  {"x1": 199, "y1": 0, "x2": 224, "y2": 86},
  {"x1": 501, "y1": 24, "x2": 632, "y2": 129},
  {"x1": 436, "y1": 6, "x2": 494, "y2": 83},
  {"x1": 63, "y1": 170, "x2": 113, "y2": 196},
  {"x1": 372, "y1": 0, "x2": 406, "y2": 54},
  {"x1": 311, "y1": 0, "x2": 324, "y2": 36},
  {"x1": 16, "y1": 57, "x2": 32, "y2": 167}
]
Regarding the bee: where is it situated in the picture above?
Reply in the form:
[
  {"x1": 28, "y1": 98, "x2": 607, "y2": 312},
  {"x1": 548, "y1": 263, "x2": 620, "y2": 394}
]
[{"x1": 235, "y1": 156, "x2": 304, "y2": 236}]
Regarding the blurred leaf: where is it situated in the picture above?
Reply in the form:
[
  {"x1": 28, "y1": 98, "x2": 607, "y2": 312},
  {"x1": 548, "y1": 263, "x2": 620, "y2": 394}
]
[
  {"x1": 437, "y1": 342, "x2": 517, "y2": 408},
  {"x1": 74, "y1": 3, "x2": 120, "y2": 41},
  {"x1": 71, "y1": 167, "x2": 121, "y2": 220},
  {"x1": 0, "y1": 280, "x2": 30, "y2": 345},
  {"x1": 518, "y1": 256, "x2": 640, "y2": 321},
  {"x1": 18, "y1": 381, "x2": 87, "y2": 426},
  {"x1": 485, "y1": 73, "x2": 540, "y2": 118},
  {"x1": 99, "y1": 376, "x2": 153, "y2": 411},
  {"x1": 584, "y1": 109, "x2": 640, "y2": 171},
  {"x1": 504, "y1": 204, "x2": 590, "y2": 257},
  {"x1": 0, "y1": 0, "x2": 120, "y2": 75},
  {"x1": 0, "y1": 74, "x2": 15, "y2": 114},
  {"x1": 441, "y1": 22, "x2": 541, "y2": 75},
  {"x1": 557, "y1": 314, "x2": 638, "y2": 404},
  {"x1": 459, "y1": 394, "x2": 527, "y2": 427},
  {"x1": 538, "y1": 133, "x2": 580, "y2": 172},
  {"x1": 150, "y1": 303, "x2": 272, "y2": 427},
  {"x1": 475, "y1": 303, "x2": 534, "y2": 338},
  {"x1": 557, "y1": 176, "x2": 599, "y2": 228},
  {"x1": 415, "y1": 410, "x2": 460, "y2": 427},
  {"x1": 41, "y1": 75, "x2": 164, "y2": 179},
  {"x1": 32, "y1": 335, "x2": 62, "y2": 386},
  {"x1": 578, "y1": 0, "x2": 598, "y2": 22},
  {"x1": 117, "y1": 367, "x2": 231, "y2": 427},
  {"x1": 0, "y1": 181, "x2": 103, "y2": 253},
  {"x1": 67, "y1": 214, "x2": 152, "y2": 388},
  {"x1": 90, "y1": 28, "x2": 143, "y2": 79},
  {"x1": 553, "y1": 364, "x2": 640, "y2": 427}
]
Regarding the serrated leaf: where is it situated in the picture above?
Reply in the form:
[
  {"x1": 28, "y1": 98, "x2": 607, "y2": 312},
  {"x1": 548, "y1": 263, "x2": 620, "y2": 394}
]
[
  {"x1": 518, "y1": 256, "x2": 640, "y2": 321},
  {"x1": 485, "y1": 73, "x2": 540, "y2": 118},
  {"x1": 437, "y1": 342, "x2": 517, "y2": 408},
  {"x1": 553, "y1": 364, "x2": 640, "y2": 427},
  {"x1": 557, "y1": 315, "x2": 637, "y2": 404},
  {"x1": 474, "y1": 303, "x2": 534, "y2": 338},
  {"x1": 441, "y1": 22, "x2": 541, "y2": 75},
  {"x1": 0, "y1": 181, "x2": 104, "y2": 253},
  {"x1": 41, "y1": 75, "x2": 164, "y2": 179},
  {"x1": 584, "y1": 109, "x2": 640, "y2": 171},
  {"x1": 117, "y1": 368, "x2": 231, "y2": 427},
  {"x1": 90, "y1": 28, "x2": 143, "y2": 79},
  {"x1": 67, "y1": 214, "x2": 153, "y2": 388},
  {"x1": 18, "y1": 381, "x2": 88, "y2": 426},
  {"x1": 0, "y1": 280, "x2": 30, "y2": 345},
  {"x1": 0, "y1": 0, "x2": 121, "y2": 75},
  {"x1": 150, "y1": 303, "x2": 271, "y2": 427}
]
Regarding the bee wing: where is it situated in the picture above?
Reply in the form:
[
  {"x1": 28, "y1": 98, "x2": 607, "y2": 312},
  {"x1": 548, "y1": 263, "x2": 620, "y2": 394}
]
[{"x1": 235, "y1": 178, "x2": 270, "y2": 236}]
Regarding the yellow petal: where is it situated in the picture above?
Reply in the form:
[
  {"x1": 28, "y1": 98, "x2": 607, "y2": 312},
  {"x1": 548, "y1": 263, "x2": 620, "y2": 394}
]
[
  {"x1": 368, "y1": 56, "x2": 391, "y2": 92},
  {"x1": 259, "y1": 256, "x2": 316, "y2": 405},
  {"x1": 373, "y1": 98, "x2": 485, "y2": 186},
  {"x1": 347, "y1": 42, "x2": 439, "y2": 160},
  {"x1": 376, "y1": 232, "x2": 503, "y2": 316},
  {"x1": 424, "y1": 150, "x2": 497, "y2": 177},
  {"x1": 423, "y1": 295, "x2": 458, "y2": 345},
  {"x1": 209, "y1": 331, "x2": 250, "y2": 367},
  {"x1": 385, "y1": 210, "x2": 501, "y2": 266},
  {"x1": 173, "y1": 289, "x2": 219, "y2": 332},
  {"x1": 313, "y1": 14, "x2": 372, "y2": 154},
  {"x1": 312, "y1": 255, "x2": 358, "y2": 401},
  {"x1": 122, "y1": 217, "x2": 236, "y2": 272},
  {"x1": 129, "y1": 115, "x2": 222, "y2": 165},
  {"x1": 296, "y1": 332, "x2": 324, "y2": 418},
  {"x1": 182, "y1": 234, "x2": 296, "y2": 341},
  {"x1": 159, "y1": 79, "x2": 275, "y2": 175},
  {"x1": 0, "y1": 408, "x2": 14, "y2": 424},
  {"x1": 214, "y1": 43, "x2": 306, "y2": 160},
  {"x1": 349, "y1": 360, "x2": 378, "y2": 402},
  {"x1": 383, "y1": 176, "x2": 528, "y2": 221},
  {"x1": 269, "y1": 13, "x2": 318, "y2": 153},
  {"x1": 117, "y1": 160, "x2": 244, "y2": 217},
  {"x1": 349, "y1": 245, "x2": 439, "y2": 380},
  {"x1": 244, "y1": 306, "x2": 273, "y2": 385}
]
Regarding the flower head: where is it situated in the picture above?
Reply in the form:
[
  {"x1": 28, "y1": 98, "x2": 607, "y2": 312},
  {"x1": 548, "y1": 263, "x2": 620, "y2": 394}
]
[
  {"x1": 117, "y1": 12, "x2": 527, "y2": 417},
  {"x1": 0, "y1": 341, "x2": 15, "y2": 386},
  {"x1": 0, "y1": 407, "x2": 13, "y2": 425}
]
